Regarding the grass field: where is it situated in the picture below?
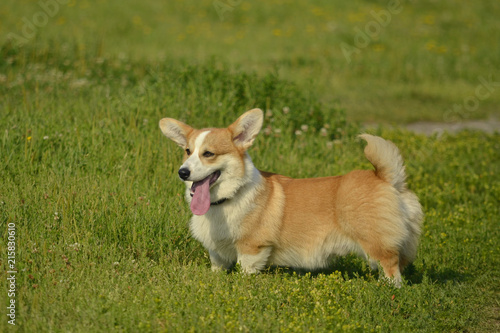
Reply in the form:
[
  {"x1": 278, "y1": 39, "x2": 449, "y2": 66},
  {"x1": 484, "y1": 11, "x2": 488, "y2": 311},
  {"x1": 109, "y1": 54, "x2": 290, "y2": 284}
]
[
  {"x1": 1, "y1": 0, "x2": 499, "y2": 123},
  {"x1": 1, "y1": 0, "x2": 500, "y2": 332}
]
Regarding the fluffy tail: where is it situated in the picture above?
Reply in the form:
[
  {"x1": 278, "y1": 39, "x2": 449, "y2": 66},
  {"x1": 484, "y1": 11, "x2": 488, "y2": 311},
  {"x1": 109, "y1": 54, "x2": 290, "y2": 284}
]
[{"x1": 359, "y1": 134, "x2": 407, "y2": 192}]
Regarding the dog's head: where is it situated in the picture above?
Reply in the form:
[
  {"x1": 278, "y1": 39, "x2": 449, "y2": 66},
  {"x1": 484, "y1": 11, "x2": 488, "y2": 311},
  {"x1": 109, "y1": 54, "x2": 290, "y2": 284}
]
[{"x1": 159, "y1": 109, "x2": 263, "y2": 215}]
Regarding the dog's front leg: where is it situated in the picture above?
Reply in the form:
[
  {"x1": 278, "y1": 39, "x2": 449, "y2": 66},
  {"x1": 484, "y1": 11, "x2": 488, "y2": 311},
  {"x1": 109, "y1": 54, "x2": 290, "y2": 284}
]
[
  {"x1": 209, "y1": 250, "x2": 234, "y2": 272},
  {"x1": 237, "y1": 247, "x2": 272, "y2": 274}
]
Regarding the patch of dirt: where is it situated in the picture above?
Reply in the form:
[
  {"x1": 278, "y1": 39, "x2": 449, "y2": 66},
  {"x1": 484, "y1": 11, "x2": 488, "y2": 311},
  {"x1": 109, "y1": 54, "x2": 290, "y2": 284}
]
[{"x1": 405, "y1": 118, "x2": 500, "y2": 136}]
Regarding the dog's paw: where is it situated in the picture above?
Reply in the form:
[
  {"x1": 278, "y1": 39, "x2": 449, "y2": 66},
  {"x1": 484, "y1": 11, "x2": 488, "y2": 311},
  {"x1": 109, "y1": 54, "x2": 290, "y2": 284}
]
[{"x1": 379, "y1": 276, "x2": 402, "y2": 288}]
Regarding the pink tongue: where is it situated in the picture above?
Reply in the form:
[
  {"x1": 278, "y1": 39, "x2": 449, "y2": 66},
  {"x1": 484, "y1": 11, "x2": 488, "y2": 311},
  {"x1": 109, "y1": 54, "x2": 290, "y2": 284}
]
[{"x1": 190, "y1": 176, "x2": 211, "y2": 215}]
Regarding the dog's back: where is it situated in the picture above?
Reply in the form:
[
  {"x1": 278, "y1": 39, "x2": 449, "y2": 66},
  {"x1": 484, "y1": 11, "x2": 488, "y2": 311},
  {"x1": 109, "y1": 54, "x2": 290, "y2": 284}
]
[{"x1": 247, "y1": 135, "x2": 423, "y2": 286}]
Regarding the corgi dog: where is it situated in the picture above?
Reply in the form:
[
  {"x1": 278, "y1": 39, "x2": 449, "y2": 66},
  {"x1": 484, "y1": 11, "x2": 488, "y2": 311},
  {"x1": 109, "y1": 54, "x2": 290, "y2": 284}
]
[{"x1": 160, "y1": 109, "x2": 423, "y2": 286}]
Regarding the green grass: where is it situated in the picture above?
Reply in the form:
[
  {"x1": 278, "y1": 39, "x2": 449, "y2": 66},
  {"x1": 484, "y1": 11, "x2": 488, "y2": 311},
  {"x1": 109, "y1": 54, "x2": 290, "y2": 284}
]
[
  {"x1": 0, "y1": 0, "x2": 499, "y2": 123},
  {"x1": 0, "y1": 45, "x2": 499, "y2": 332},
  {"x1": 1, "y1": 0, "x2": 500, "y2": 331}
]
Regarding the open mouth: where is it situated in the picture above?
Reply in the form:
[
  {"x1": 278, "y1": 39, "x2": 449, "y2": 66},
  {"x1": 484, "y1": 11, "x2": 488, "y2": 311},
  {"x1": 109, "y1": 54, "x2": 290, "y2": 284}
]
[
  {"x1": 190, "y1": 170, "x2": 221, "y2": 197},
  {"x1": 189, "y1": 170, "x2": 221, "y2": 216}
]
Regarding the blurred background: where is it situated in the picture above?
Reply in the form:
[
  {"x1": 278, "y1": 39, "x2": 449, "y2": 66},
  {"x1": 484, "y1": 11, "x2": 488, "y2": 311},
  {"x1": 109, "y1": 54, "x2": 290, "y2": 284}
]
[
  {"x1": 1, "y1": 2, "x2": 499, "y2": 332},
  {"x1": 1, "y1": 0, "x2": 499, "y2": 124}
]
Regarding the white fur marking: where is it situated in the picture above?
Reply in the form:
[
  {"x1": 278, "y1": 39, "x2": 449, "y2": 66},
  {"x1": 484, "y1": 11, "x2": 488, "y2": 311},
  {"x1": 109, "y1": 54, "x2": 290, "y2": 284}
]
[
  {"x1": 238, "y1": 248, "x2": 272, "y2": 273},
  {"x1": 181, "y1": 131, "x2": 211, "y2": 181}
]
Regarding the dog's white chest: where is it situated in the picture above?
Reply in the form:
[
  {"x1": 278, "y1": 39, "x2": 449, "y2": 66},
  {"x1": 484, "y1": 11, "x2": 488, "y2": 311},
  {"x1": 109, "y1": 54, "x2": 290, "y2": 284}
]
[
  {"x1": 189, "y1": 204, "x2": 247, "y2": 258},
  {"x1": 190, "y1": 215, "x2": 232, "y2": 248}
]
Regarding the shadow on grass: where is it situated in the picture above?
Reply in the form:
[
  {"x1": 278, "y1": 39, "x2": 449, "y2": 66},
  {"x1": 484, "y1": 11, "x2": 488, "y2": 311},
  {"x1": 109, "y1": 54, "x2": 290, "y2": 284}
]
[
  {"x1": 257, "y1": 255, "x2": 472, "y2": 286},
  {"x1": 216, "y1": 253, "x2": 470, "y2": 285},
  {"x1": 405, "y1": 265, "x2": 472, "y2": 285},
  {"x1": 261, "y1": 254, "x2": 378, "y2": 281}
]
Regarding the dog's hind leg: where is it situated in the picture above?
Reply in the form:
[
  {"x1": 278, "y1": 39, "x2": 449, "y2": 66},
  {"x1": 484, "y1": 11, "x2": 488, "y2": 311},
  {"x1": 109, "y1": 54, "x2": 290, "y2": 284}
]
[
  {"x1": 378, "y1": 253, "x2": 402, "y2": 287},
  {"x1": 369, "y1": 258, "x2": 379, "y2": 271},
  {"x1": 361, "y1": 243, "x2": 402, "y2": 287},
  {"x1": 360, "y1": 252, "x2": 380, "y2": 271},
  {"x1": 237, "y1": 247, "x2": 272, "y2": 274}
]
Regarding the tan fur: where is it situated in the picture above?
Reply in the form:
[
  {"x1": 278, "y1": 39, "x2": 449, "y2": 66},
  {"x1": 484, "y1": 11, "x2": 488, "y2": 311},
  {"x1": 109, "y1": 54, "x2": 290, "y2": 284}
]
[{"x1": 160, "y1": 109, "x2": 423, "y2": 287}]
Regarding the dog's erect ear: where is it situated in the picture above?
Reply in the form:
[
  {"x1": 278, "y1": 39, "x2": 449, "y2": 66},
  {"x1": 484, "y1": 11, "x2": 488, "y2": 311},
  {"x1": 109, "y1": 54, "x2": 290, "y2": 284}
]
[
  {"x1": 229, "y1": 108, "x2": 264, "y2": 150},
  {"x1": 159, "y1": 118, "x2": 193, "y2": 148}
]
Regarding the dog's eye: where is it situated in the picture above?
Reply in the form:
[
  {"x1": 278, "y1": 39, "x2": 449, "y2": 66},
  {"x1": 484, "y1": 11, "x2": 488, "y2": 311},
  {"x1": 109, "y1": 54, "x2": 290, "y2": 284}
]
[
  {"x1": 203, "y1": 151, "x2": 214, "y2": 158},
  {"x1": 185, "y1": 148, "x2": 191, "y2": 155}
]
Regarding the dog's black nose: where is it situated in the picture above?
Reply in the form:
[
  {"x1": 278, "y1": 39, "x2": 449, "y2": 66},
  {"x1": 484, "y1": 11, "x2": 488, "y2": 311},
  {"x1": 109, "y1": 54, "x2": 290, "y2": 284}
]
[{"x1": 178, "y1": 168, "x2": 190, "y2": 180}]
